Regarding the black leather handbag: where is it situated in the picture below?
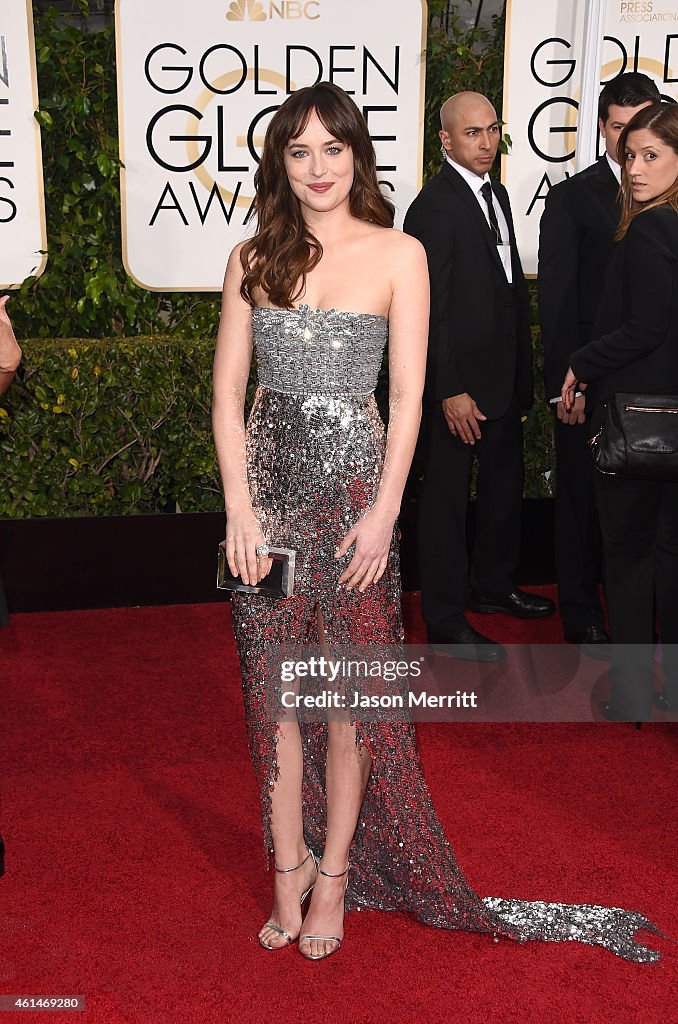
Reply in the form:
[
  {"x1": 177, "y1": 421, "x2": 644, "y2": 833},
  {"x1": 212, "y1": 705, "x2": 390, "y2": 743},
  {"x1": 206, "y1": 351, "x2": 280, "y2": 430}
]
[{"x1": 590, "y1": 393, "x2": 678, "y2": 481}]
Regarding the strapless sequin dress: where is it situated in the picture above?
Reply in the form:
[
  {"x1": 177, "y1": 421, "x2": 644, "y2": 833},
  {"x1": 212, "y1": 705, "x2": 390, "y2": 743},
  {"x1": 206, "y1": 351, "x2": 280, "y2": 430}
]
[{"x1": 230, "y1": 305, "x2": 660, "y2": 962}]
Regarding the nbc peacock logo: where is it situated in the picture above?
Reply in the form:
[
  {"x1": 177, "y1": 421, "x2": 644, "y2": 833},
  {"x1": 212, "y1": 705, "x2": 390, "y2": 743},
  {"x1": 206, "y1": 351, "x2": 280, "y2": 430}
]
[{"x1": 226, "y1": 0, "x2": 268, "y2": 20}]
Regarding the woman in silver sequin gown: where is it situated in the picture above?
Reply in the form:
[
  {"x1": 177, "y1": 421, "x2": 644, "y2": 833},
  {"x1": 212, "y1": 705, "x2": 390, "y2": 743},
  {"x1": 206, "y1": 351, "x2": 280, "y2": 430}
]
[{"x1": 212, "y1": 83, "x2": 661, "y2": 963}]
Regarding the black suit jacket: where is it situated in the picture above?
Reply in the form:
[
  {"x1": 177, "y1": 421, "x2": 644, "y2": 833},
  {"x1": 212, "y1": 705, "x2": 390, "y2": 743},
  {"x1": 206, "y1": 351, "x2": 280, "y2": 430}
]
[
  {"x1": 403, "y1": 161, "x2": 533, "y2": 419},
  {"x1": 537, "y1": 156, "x2": 620, "y2": 400},
  {"x1": 571, "y1": 205, "x2": 678, "y2": 407}
]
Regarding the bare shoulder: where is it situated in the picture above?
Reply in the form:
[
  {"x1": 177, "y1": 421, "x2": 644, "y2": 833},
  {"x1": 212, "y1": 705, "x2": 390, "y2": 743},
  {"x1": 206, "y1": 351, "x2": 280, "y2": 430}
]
[
  {"x1": 222, "y1": 239, "x2": 249, "y2": 291},
  {"x1": 369, "y1": 225, "x2": 426, "y2": 266},
  {"x1": 390, "y1": 227, "x2": 426, "y2": 259},
  {"x1": 221, "y1": 240, "x2": 256, "y2": 317},
  {"x1": 226, "y1": 239, "x2": 248, "y2": 271}
]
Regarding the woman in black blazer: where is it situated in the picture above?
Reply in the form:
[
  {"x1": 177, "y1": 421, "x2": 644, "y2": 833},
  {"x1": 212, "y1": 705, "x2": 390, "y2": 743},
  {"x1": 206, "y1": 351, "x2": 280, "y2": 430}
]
[{"x1": 562, "y1": 102, "x2": 678, "y2": 721}]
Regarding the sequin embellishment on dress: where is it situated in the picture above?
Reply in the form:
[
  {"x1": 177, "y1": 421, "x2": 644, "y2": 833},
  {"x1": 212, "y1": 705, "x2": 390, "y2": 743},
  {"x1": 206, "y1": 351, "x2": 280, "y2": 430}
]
[{"x1": 230, "y1": 306, "x2": 662, "y2": 963}]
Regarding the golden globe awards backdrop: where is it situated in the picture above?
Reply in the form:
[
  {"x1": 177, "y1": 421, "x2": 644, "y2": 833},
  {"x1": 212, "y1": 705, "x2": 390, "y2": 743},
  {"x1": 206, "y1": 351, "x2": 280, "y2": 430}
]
[
  {"x1": 116, "y1": 0, "x2": 427, "y2": 292},
  {"x1": 502, "y1": 0, "x2": 678, "y2": 275},
  {"x1": 0, "y1": 0, "x2": 47, "y2": 289}
]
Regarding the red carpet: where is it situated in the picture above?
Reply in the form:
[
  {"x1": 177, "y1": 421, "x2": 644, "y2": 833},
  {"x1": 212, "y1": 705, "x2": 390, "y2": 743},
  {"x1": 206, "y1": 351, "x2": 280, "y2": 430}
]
[{"x1": 1, "y1": 593, "x2": 676, "y2": 1024}]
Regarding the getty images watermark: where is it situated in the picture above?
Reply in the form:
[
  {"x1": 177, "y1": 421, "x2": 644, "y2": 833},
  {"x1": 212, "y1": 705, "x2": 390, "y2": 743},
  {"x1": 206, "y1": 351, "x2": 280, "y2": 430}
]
[
  {"x1": 262, "y1": 644, "x2": 678, "y2": 723},
  {"x1": 279, "y1": 654, "x2": 478, "y2": 712}
]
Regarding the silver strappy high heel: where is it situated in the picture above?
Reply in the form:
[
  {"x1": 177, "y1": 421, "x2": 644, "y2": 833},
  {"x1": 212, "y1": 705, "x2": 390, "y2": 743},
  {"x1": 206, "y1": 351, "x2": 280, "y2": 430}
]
[
  {"x1": 298, "y1": 863, "x2": 350, "y2": 961},
  {"x1": 258, "y1": 847, "x2": 318, "y2": 951}
]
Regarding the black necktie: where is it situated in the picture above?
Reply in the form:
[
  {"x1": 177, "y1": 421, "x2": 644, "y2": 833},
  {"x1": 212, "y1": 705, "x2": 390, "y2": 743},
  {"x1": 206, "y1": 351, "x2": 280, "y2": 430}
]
[{"x1": 480, "y1": 181, "x2": 502, "y2": 244}]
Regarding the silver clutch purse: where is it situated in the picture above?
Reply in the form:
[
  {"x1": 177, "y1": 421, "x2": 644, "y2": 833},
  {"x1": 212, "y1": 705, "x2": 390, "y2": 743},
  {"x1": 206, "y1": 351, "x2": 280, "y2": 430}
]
[{"x1": 217, "y1": 541, "x2": 296, "y2": 598}]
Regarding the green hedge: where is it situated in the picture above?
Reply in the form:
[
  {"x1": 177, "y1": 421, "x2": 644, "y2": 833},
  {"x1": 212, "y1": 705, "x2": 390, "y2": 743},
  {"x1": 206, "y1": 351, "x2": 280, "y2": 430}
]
[
  {"x1": 0, "y1": 332, "x2": 553, "y2": 520},
  {"x1": 0, "y1": 338, "x2": 222, "y2": 518}
]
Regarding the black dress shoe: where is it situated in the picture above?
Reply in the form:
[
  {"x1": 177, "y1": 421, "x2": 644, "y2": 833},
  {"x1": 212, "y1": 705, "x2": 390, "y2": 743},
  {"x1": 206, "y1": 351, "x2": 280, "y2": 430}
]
[
  {"x1": 565, "y1": 625, "x2": 611, "y2": 661},
  {"x1": 469, "y1": 588, "x2": 556, "y2": 620},
  {"x1": 600, "y1": 701, "x2": 649, "y2": 724},
  {"x1": 427, "y1": 622, "x2": 506, "y2": 663},
  {"x1": 653, "y1": 692, "x2": 676, "y2": 712},
  {"x1": 600, "y1": 701, "x2": 626, "y2": 722}
]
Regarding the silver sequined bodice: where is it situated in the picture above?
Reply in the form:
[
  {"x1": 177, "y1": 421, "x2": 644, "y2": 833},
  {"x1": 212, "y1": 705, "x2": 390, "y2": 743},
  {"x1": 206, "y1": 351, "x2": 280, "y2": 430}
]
[{"x1": 252, "y1": 304, "x2": 388, "y2": 395}]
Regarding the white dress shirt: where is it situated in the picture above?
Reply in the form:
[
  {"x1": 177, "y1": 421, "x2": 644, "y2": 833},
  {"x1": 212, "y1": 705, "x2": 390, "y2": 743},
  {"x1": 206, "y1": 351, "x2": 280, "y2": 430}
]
[
  {"x1": 446, "y1": 155, "x2": 513, "y2": 284},
  {"x1": 606, "y1": 152, "x2": 622, "y2": 185}
]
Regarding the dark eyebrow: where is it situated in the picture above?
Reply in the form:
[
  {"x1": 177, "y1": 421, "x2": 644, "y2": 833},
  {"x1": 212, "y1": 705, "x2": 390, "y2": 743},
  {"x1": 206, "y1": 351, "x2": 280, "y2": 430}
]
[
  {"x1": 465, "y1": 123, "x2": 499, "y2": 131},
  {"x1": 287, "y1": 137, "x2": 342, "y2": 148}
]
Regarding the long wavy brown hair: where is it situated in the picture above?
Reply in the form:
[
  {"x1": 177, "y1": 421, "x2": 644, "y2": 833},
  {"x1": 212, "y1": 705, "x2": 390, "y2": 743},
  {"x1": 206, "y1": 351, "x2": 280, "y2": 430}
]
[
  {"x1": 239, "y1": 82, "x2": 395, "y2": 309},
  {"x1": 616, "y1": 102, "x2": 678, "y2": 239}
]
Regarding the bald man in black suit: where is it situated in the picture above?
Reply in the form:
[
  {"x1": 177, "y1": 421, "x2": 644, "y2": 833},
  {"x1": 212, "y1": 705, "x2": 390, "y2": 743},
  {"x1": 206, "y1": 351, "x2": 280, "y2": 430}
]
[{"x1": 405, "y1": 92, "x2": 554, "y2": 662}]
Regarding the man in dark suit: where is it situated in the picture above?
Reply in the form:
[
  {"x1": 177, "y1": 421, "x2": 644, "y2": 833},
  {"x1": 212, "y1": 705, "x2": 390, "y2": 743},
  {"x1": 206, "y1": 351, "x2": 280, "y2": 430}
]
[
  {"x1": 538, "y1": 73, "x2": 660, "y2": 657},
  {"x1": 404, "y1": 92, "x2": 554, "y2": 662}
]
